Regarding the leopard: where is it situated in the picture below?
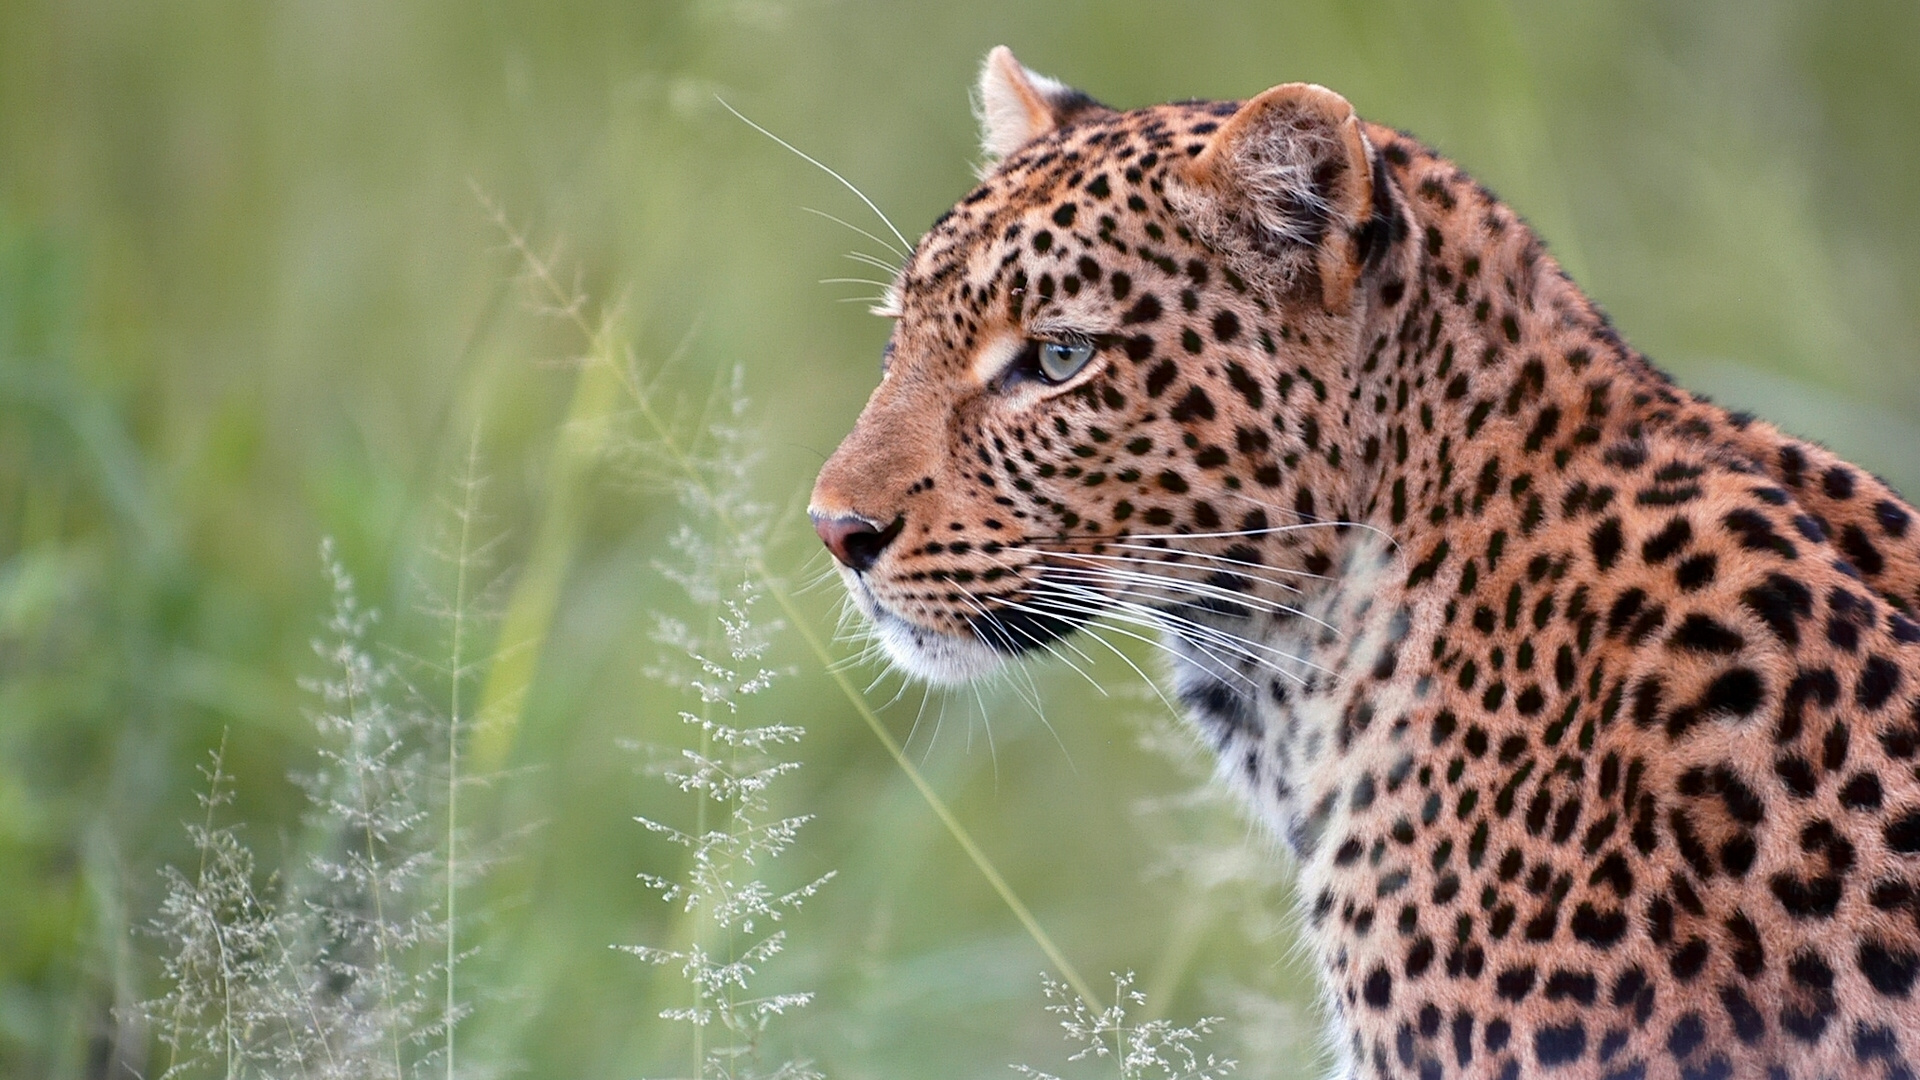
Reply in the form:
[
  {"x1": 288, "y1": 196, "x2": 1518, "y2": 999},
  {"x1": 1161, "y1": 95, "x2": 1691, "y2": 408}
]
[{"x1": 809, "y1": 47, "x2": 1920, "y2": 1080}]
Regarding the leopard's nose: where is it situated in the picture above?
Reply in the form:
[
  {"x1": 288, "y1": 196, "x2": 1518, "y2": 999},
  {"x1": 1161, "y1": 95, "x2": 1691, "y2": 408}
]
[{"x1": 811, "y1": 512, "x2": 904, "y2": 572}]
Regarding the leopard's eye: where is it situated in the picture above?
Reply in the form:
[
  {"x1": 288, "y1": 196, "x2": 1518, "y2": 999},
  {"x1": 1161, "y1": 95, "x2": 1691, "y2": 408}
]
[{"x1": 1036, "y1": 339, "x2": 1096, "y2": 383}]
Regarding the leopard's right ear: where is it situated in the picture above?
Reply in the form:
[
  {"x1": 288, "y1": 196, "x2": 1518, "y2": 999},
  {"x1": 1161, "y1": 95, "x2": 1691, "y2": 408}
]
[{"x1": 975, "y1": 47, "x2": 1103, "y2": 161}]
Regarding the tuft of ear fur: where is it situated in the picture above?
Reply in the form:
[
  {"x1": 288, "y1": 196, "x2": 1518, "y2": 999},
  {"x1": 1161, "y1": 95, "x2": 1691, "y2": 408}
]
[
  {"x1": 975, "y1": 46, "x2": 1100, "y2": 161},
  {"x1": 1178, "y1": 83, "x2": 1376, "y2": 312}
]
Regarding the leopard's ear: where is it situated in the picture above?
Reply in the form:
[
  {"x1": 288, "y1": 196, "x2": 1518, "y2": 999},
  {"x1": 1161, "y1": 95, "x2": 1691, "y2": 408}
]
[
  {"x1": 1180, "y1": 83, "x2": 1377, "y2": 313},
  {"x1": 976, "y1": 47, "x2": 1101, "y2": 161}
]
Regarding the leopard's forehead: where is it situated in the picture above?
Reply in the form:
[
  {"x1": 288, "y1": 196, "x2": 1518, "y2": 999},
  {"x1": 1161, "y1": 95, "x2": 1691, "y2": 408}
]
[{"x1": 896, "y1": 100, "x2": 1243, "y2": 326}]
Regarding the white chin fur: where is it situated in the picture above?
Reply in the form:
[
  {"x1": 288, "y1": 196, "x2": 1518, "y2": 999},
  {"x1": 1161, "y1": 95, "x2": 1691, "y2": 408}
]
[{"x1": 845, "y1": 574, "x2": 1006, "y2": 685}]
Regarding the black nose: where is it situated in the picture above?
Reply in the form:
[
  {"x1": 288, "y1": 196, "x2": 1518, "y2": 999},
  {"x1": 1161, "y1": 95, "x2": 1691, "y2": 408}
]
[{"x1": 812, "y1": 512, "x2": 903, "y2": 572}]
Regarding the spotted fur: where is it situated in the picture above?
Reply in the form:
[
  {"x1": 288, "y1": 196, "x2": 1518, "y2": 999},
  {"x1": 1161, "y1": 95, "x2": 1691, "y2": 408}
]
[{"x1": 812, "y1": 49, "x2": 1920, "y2": 1079}]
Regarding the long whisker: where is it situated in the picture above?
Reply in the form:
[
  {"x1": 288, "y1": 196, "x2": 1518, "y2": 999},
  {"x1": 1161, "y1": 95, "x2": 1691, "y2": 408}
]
[
  {"x1": 956, "y1": 591, "x2": 1107, "y2": 699},
  {"x1": 1031, "y1": 581, "x2": 1325, "y2": 683},
  {"x1": 1066, "y1": 621, "x2": 1189, "y2": 722},
  {"x1": 1043, "y1": 567, "x2": 1343, "y2": 647},
  {"x1": 982, "y1": 591, "x2": 1258, "y2": 690},
  {"x1": 1041, "y1": 563, "x2": 1331, "y2": 632},
  {"x1": 844, "y1": 250, "x2": 903, "y2": 275},
  {"x1": 819, "y1": 277, "x2": 897, "y2": 289},
  {"x1": 1005, "y1": 587, "x2": 1278, "y2": 688},
  {"x1": 1038, "y1": 547, "x2": 1313, "y2": 594},
  {"x1": 1027, "y1": 518, "x2": 1389, "y2": 549},
  {"x1": 964, "y1": 678, "x2": 999, "y2": 785},
  {"x1": 1066, "y1": 543, "x2": 1328, "y2": 584},
  {"x1": 719, "y1": 99, "x2": 914, "y2": 252},
  {"x1": 966, "y1": 547, "x2": 1329, "y2": 677},
  {"x1": 904, "y1": 677, "x2": 937, "y2": 750},
  {"x1": 801, "y1": 207, "x2": 909, "y2": 262}
]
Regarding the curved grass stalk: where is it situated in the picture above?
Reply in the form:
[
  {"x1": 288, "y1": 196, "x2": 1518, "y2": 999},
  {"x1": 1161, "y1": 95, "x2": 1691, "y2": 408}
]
[{"x1": 477, "y1": 192, "x2": 1102, "y2": 1012}]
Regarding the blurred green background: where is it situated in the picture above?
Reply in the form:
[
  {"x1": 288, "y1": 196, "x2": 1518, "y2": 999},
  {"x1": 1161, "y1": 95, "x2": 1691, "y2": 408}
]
[{"x1": 2, "y1": 1, "x2": 1916, "y2": 1077}]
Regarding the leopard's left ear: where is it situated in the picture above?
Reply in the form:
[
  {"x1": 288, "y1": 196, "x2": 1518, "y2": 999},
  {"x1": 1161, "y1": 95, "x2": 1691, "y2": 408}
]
[
  {"x1": 1179, "y1": 83, "x2": 1377, "y2": 313},
  {"x1": 976, "y1": 47, "x2": 1103, "y2": 161}
]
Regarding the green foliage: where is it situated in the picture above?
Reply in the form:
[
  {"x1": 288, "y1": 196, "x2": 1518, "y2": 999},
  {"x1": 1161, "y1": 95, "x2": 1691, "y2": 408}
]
[{"x1": 136, "y1": 537, "x2": 490, "y2": 1080}]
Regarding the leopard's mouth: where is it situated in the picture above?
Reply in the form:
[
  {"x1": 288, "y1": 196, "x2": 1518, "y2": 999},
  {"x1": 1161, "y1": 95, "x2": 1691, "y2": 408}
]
[{"x1": 842, "y1": 568, "x2": 1094, "y2": 685}]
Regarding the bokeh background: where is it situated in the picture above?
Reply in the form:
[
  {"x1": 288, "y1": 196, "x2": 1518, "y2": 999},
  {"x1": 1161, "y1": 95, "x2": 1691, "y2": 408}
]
[{"x1": 3, "y1": 2, "x2": 1917, "y2": 1077}]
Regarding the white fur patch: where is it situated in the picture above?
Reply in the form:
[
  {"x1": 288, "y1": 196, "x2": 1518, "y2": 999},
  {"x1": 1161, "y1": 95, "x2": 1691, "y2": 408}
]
[{"x1": 975, "y1": 46, "x2": 1073, "y2": 160}]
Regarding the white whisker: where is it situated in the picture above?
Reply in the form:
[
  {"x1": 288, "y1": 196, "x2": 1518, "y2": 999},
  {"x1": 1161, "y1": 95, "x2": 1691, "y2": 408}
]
[
  {"x1": 1032, "y1": 581, "x2": 1323, "y2": 683},
  {"x1": 1040, "y1": 547, "x2": 1312, "y2": 594},
  {"x1": 720, "y1": 99, "x2": 914, "y2": 252},
  {"x1": 819, "y1": 277, "x2": 896, "y2": 289},
  {"x1": 1041, "y1": 564, "x2": 1333, "y2": 634},
  {"x1": 800, "y1": 206, "x2": 909, "y2": 262},
  {"x1": 844, "y1": 250, "x2": 903, "y2": 275}
]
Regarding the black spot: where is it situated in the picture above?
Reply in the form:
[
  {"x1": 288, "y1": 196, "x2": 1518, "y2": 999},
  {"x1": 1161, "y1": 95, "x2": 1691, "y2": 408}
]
[
  {"x1": 1840, "y1": 524, "x2": 1886, "y2": 576},
  {"x1": 1675, "y1": 554, "x2": 1717, "y2": 591},
  {"x1": 1719, "y1": 985, "x2": 1765, "y2": 1043},
  {"x1": 1775, "y1": 755, "x2": 1818, "y2": 798},
  {"x1": 1840, "y1": 773, "x2": 1883, "y2": 811},
  {"x1": 1670, "y1": 937, "x2": 1710, "y2": 980},
  {"x1": 1858, "y1": 655, "x2": 1902, "y2": 711},
  {"x1": 1122, "y1": 293, "x2": 1162, "y2": 324},
  {"x1": 1641, "y1": 518, "x2": 1692, "y2": 563},
  {"x1": 1720, "y1": 834, "x2": 1757, "y2": 876},
  {"x1": 1671, "y1": 614, "x2": 1744, "y2": 654},
  {"x1": 1590, "y1": 518, "x2": 1624, "y2": 570},
  {"x1": 1364, "y1": 966, "x2": 1393, "y2": 1009},
  {"x1": 1178, "y1": 679, "x2": 1253, "y2": 737},
  {"x1": 1877, "y1": 499, "x2": 1911, "y2": 537},
  {"x1": 1770, "y1": 872, "x2": 1843, "y2": 918},
  {"x1": 1780, "y1": 1004, "x2": 1830, "y2": 1044},
  {"x1": 1145, "y1": 360, "x2": 1178, "y2": 398},
  {"x1": 1823, "y1": 465, "x2": 1856, "y2": 499},
  {"x1": 1779, "y1": 444, "x2": 1808, "y2": 486},
  {"x1": 1609, "y1": 589, "x2": 1648, "y2": 635},
  {"x1": 1212, "y1": 310, "x2": 1240, "y2": 342},
  {"x1": 1226, "y1": 363, "x2": 1262, "y2": 408},
  {"x1": 1611, "y1": 966, "x2": 1647, "y2": 1008},
  {"x1": 1724, "y1": 509, "x2": 1796, "y2": 559},
  {"x1": 1535, "y1": 1022, "x2": 1587, "y2": 1068},
  {"x1": 1495, "y1": 965, "x2": 1536, "y2": 1000},
  {"x1": 1682, "y1": 1056, "x2": 1731, "y2": 1080},
  {"x1": 1858, "y1": 940, "x2": 1920, "y2": 997},
  {"x1": 1667, "y1": 1012, "x2": 1706, "y2": 1059},
  {"x1": 1741, "y1": 574, "x2": 1813, "y2": 645},
  {"x1": 1887, "y1": 811, "x2": 1920, "y2": 854},
  {"x1": 1169, "y1": 385, "x2": 1215, "y2": 423},
  {"x1": 1701, "y1": 668, "x2": 1764, "y2": 719},
  {"x1": 1485, "y1": 1018, "x2": 1510, "y2": 1054},
  {"x1": 1544, "y1": 970, "x2": 1596, "y2": 1004},
  {"x1": 1855, "y1": 1024, "x2": 1900, "y2": 1062},
  {"x1": 1724, "y1": 912, "x2": 1766, "y2": 976}
]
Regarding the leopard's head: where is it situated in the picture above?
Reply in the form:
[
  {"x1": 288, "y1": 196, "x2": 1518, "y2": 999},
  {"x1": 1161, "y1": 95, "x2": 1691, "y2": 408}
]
[{"x1": 811, "y1": 48, "x2": 1410, "y2": 684}]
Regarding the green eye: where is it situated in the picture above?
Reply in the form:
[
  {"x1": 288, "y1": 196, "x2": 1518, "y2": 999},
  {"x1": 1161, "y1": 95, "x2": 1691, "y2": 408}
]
[{"x1": 1037, "y1": 339, "x2": 1096, "y2": 383}]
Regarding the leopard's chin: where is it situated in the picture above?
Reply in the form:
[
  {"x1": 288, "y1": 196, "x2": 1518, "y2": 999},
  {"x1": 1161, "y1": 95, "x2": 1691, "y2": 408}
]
[{"x1": 844, "y1": 574, "x2": 1009, "y2": 686}]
